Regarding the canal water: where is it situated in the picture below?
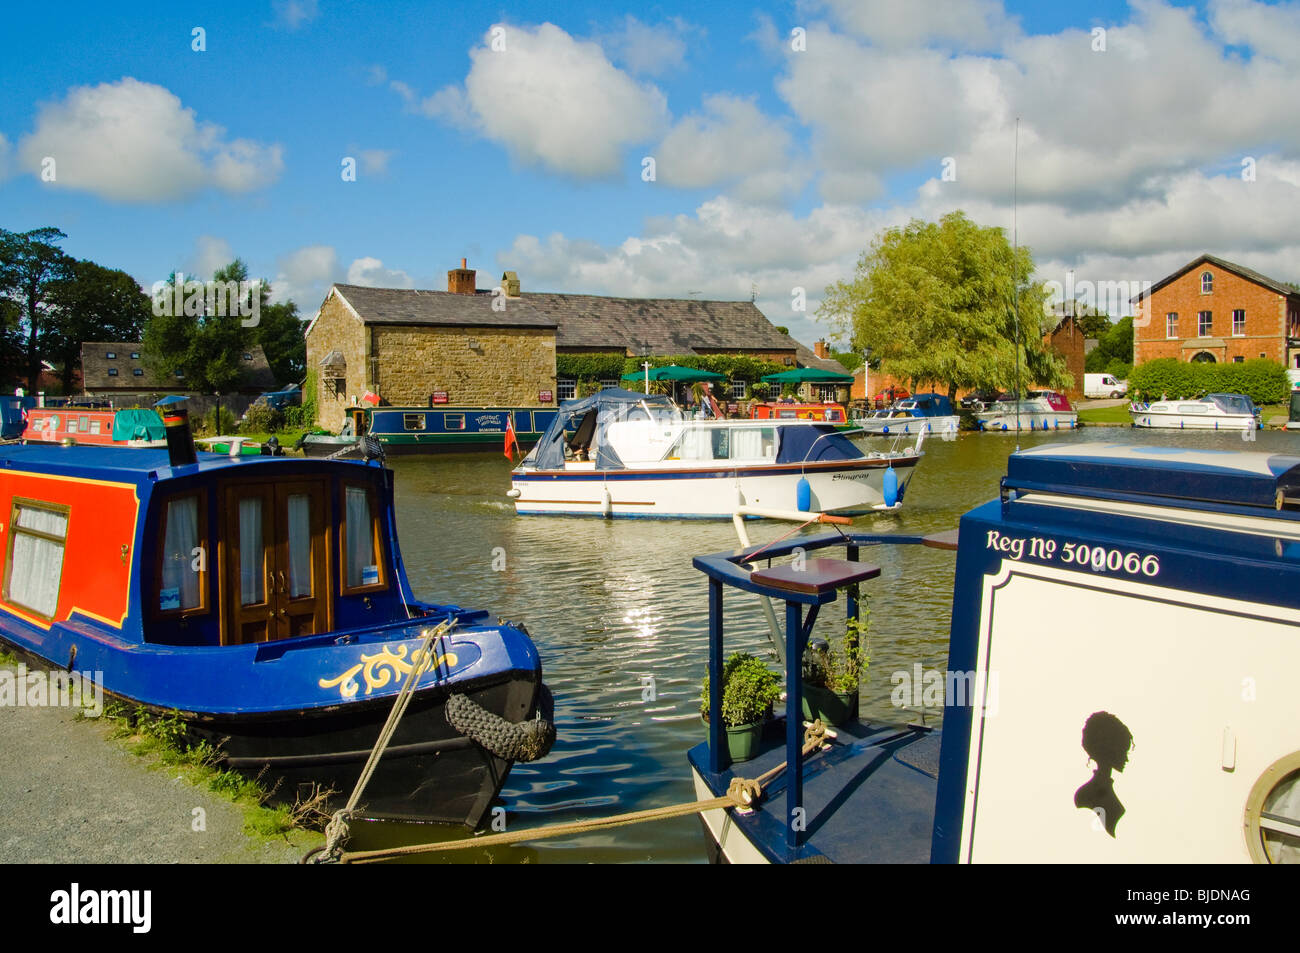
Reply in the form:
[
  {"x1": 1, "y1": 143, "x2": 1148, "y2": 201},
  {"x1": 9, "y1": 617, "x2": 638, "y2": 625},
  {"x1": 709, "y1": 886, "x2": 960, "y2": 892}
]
[{"x1": 349, "y1": 425, "x2": 1299, "y2": 862}]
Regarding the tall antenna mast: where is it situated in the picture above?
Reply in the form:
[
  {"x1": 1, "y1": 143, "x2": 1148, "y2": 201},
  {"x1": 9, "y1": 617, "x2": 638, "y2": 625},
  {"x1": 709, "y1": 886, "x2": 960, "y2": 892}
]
[{"x1": 1012, "y1": 116, "x2": 1023, "y2": 450}]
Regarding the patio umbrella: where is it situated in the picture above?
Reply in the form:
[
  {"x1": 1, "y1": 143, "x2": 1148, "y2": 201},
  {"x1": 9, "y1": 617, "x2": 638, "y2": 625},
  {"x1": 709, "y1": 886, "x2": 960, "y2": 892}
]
[
  {"x1": 761, "y1": 368, "x2": 854, "y2": 384},
  {"x1": 620, "y1": 365, "x2": 727, "y2": 383}
]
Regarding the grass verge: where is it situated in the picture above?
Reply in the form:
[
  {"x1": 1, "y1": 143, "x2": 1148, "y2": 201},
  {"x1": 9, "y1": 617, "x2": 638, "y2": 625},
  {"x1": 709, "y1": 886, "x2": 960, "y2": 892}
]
[
  {"x1": 100, "y1": 703, "x2": 333, "y2": 840},
  {"x1": 1077, "y1": 404, "x2": 1134, "y2": 424}
]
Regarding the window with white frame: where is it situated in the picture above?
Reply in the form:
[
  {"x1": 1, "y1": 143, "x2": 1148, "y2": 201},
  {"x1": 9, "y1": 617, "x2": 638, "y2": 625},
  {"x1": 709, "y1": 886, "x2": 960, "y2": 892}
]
[
  {"x1": 599, "y1": 379, "x2": 619, "y2": 390},
  {"x1": 1198, "y1": 311, "x2": 1212, "y2": 337},
  {"x1": 1201, "y1": 271, "x2": 1214, "y2": 294},
  {"x1": 1233, "y1": 309, "x2": 1246, "y2": 336},
  {"x1": 817, "y1": 384, "x2": 838, "y2": 402},
  {"x1": 1166, "y1": 313, "x2": 1178, "y2": 339},
  {"x1": 729, "y1": 380, "x2": 746, "y2": 400},
  {"x1": 4, "y1": 500, "x2": 69, "y2": 619},
  {"x1": 557, "y1": 379, "x2": 576, "y2": 401}
]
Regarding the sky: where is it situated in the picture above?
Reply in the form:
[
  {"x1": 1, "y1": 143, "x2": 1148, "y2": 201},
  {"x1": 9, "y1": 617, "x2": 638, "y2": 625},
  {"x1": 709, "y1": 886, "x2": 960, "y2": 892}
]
[{"x1": 3, "y1": 0, "x2": 1300, "y2": 351}]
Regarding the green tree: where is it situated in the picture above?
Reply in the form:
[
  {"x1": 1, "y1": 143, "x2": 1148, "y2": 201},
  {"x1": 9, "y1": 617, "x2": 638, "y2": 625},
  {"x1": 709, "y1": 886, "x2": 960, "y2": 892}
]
[
  {"x1": 0, "y1": 227, "x2": 73, "y2": 391},
  {"x1": 819, "y1": 211, "x2": 1068, "y2": 402},
  {"x1": 143, "y1": 260, "x2": 257, "y2": 395},
  {"x1": 45, "y1": 260, "x2": 151, "y2": 394},
  {"x1": 1085, "y1": 315, "x2": 1134, "y2": 375}
]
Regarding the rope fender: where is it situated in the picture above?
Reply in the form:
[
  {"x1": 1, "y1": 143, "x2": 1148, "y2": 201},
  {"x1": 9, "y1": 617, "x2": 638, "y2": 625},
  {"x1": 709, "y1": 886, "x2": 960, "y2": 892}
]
[{"x1": 446, "y1": 685, "x2": 555, "y2": 762}]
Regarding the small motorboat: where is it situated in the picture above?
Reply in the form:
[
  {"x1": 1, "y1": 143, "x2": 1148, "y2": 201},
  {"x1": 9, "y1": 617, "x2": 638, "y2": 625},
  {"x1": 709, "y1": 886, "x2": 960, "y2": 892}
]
[
  {"x1": 508, "y1": 388, "x2": 923, "y2": 518},
  {"x1": 0, "y1": 402, "x2": 553, "y2": 826},
  {"x1": 689, "y1": 441, "x2": 1300, "y2": 862},
  {"x1": 975, "y1": 390, "x2": 1078, "y2": 432},
  {"x1": 854, "y1": 393, "x2": 960, "y2": 436},
  {"x1": 1130, "y1": 392, "x2": 1261, "y2": 430}
]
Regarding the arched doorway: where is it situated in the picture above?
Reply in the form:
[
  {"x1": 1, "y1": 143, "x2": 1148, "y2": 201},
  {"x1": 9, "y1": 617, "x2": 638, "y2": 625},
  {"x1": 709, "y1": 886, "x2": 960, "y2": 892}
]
[{"x1": 1190, "y1": 351, "x2": 1217, "y2": 363}]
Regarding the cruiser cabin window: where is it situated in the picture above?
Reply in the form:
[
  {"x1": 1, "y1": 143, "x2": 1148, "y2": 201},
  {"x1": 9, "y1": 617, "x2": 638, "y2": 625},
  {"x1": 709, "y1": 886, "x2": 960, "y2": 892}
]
[
  {"x1": 154, "y1": 491, "x2": 208, "y2": 616},
  {"x1": 4, "y1": 498, "x2": 70, "y2": 621}
]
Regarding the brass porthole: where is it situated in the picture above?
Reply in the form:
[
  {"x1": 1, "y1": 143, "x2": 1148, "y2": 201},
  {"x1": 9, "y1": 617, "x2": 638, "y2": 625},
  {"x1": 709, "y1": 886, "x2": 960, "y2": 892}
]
[{"x1": 1244, "y1": 752, "x2": 1300, "y2": 863}]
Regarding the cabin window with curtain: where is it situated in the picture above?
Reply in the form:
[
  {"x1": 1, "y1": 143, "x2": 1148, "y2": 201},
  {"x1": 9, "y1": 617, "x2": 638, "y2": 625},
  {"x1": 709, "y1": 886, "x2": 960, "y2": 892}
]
[
  {"x1": 158, "y1": 493, "x2": 205, "y2": 613},
  {"x1": 1201, "y1": 271, "x2": 1214, "y2": 293},
  {"x1": 4, "y1": 499, "x2": 70, "y2": 620},
  {"x1": 403, "y1": 413, "x2": 426, "y2": 431},
  {"x1": 342, "y1": 484, "x2": 383, "y2": 591}
]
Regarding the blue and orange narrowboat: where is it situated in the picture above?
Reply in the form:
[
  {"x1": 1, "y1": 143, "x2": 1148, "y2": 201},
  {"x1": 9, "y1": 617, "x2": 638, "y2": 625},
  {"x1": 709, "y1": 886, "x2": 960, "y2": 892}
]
[{"x1": 0, "y1": 405, "x2": 553, "y2": 826}]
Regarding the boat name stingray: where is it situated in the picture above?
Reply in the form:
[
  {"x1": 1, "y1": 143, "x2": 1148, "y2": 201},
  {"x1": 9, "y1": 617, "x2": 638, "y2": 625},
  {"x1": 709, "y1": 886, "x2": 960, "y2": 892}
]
[
  {"x1": 49, "y1": 883, "x2": 150, "y2": 933},
  {"x1": 0, "y1": 665, "x2": 103, "y2": 717},
  {"x1": 318, "y1": 643, "x2": 459, "y2": 700},
  {"x1": 891, "y1": 664, "x2": 999, "y2": 716}
]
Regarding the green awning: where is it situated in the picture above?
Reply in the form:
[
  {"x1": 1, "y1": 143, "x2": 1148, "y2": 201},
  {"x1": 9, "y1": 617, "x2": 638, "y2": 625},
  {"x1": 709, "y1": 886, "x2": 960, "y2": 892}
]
[
  {"x1": 620, "y1": 365, "x2": 727, "y2": 383},
  {"x1": 761, "y1": 368, "x2": 854, "y2": 384}
]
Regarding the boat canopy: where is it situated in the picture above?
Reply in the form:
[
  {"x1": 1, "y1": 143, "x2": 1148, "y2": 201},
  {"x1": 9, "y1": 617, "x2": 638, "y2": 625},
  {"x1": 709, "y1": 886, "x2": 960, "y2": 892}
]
[
  {"x1": 904, "y1": 393, "x2": 955, "y2": 416},
  {"x1": 1207, "y1": 393, "x2": 1258, "y2": 416},
  {"x1": 522, "y1": 388, "x2": 678, "y2": 470},
  {"x1": 774, "y1": 424, "x2": 863, "y2": 463},
  {"x1": 112, "y1": 408, "x2": 166, "y2": 442}
]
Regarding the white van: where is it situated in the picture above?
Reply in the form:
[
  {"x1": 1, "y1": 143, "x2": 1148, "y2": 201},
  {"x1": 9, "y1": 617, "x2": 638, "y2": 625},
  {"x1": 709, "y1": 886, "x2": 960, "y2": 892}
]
[{"x1": 1084, "y1": 373, "x2": 1127, "y2": 398}]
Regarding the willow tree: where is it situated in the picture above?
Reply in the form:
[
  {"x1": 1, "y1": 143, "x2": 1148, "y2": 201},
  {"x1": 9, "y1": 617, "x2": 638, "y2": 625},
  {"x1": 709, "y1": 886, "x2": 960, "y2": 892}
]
[{"x1": 819, "y1": 211, "x2": 1069, "y2": 401}]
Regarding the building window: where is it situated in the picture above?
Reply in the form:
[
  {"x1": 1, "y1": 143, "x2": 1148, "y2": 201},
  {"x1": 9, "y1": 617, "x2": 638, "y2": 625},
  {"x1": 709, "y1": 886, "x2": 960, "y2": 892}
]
[
  {"x1": 598, "y1": 379, "x2": 619, "y2": 390},
  {"x1": 242, "y1": 353, "x2": 253, "y2": 361},
  {"x1": 175, "y1": 371, "x2": 184, "y2": 379},
  {"x1": 1233, "y1": 356, "x2": 1244, "y2": 363},
  {"x1": 729, "y1": 380, "x2": 746, "y2": 400},
  {"x1": 557, "y1": 379, "x2": 576, "y2": 401},
  {"x1": 1233, "y1": 309, "x2": 1246, "y2": 336},
  {"x1": 1198, "y1": 311, "x2": 1212, "y2": 337},
  {"x1": 1191, "y1": 351, "x2": 1216, "y2": 363},
  {"x1": 130, "y1": 352, "x2": 140, "y2": 360},
  {"x1": 108, "y1": 368, "x2": 119, "y2": 377},
  {"x1": 133, "y1": 368, "x2": 144, "y2": 376},
  {"x1": 4, "y1": 499, "x2": 70, "y2": 620},
  {"x1": 105, "y1": 351, "x2": 116, "y2": 359},
  {"x1": 816, "y1": 384, "x2": 838, "y2": 402},
  {"x1": 1166, "y1": 313, "x2": 1178, "y2": 339},
  {"x1": 1201, "y1": 271, "x2": 1213, "y2": 294}
]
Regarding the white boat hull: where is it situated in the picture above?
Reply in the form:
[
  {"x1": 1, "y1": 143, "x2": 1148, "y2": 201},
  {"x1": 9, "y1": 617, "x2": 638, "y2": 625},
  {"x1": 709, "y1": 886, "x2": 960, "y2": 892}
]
[
  {"x1": 1130, "y1": 411, "x2": 1256, "y2": 430},
  {"x1": 855, "y1": 415, "x2": 959, "y2": 436},
  {"x1": 691, "y1": 766, "x2": 770, "y2": 864},
  {"x1": 976, "y1": 412, "x2": 1077, "y2": 432},
  {"x1": 510, "y1": 457, "x2": 919, "y2": 518}
]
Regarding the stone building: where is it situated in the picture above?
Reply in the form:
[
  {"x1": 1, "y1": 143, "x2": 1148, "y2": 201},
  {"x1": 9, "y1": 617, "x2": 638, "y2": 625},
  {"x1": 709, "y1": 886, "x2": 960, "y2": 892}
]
[
  {"x1": 80, "y1": 342, "x2": 276, "y2": 420},
  {"x1": 1133, "y1": 254, "x2": 1300, "y2": 368},
  {"x1": 305, "y1": 260, "x2": 841, "y2": 429}
]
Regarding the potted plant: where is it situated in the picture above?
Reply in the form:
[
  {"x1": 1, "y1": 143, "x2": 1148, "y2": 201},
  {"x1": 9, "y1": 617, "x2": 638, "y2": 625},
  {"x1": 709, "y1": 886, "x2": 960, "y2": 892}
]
[
  {"x1": 701, "y1": 652, "x2": 783, "y2": 762},
  {"x1": 801, "y1": 603, "x2": 870, "y2": 727}
]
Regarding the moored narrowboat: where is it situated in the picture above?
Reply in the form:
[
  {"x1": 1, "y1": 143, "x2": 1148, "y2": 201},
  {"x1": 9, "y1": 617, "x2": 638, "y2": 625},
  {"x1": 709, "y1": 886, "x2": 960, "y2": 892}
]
[
  {"x1": 302, "y1": 405, "x2": 559, "y2": 456},
  {"x1": 0, "y1": 408, "x2": 553, "y2": 826},
  {"x1": 22, "y1": 406, "x2": 166, "y2": 448}
]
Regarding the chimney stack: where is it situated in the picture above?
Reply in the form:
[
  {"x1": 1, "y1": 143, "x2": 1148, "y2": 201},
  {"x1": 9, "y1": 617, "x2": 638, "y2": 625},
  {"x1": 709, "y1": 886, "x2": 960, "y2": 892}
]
[
  {"x1": 814, "y1": 339, "x2": 829, "y2": 359},
  {"x1": 448, "y1": 258, "x2": 477, "y2": 295}
]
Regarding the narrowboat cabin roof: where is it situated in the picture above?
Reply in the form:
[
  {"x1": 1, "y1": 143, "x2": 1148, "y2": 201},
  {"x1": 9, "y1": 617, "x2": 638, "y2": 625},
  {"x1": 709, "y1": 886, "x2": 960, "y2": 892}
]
[{"x1": 0, "y1": 443, "x2": 376, "y2": 481}]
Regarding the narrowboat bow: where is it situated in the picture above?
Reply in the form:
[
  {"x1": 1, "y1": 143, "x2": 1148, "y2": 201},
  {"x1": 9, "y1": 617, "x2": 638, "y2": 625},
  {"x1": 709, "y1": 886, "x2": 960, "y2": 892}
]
[{"x1": 0, "y1": 406, "x2": 553, "y2": 826}]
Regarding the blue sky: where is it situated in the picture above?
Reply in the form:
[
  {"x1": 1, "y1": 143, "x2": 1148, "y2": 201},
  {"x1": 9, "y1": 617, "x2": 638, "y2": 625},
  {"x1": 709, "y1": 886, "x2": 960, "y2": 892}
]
[{"x1": 4, "y1": 0, "x2": 1300, "y2": 349}]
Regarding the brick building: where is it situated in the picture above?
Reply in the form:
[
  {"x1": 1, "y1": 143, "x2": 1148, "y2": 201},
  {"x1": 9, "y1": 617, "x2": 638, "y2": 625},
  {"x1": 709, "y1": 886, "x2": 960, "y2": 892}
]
[
  {"x1": 1043, "y1": 314, "x2": 1086, "y2": 402},
  {"x1": 1133, "y1": 254, "x2": 1300, "y2": 368}
]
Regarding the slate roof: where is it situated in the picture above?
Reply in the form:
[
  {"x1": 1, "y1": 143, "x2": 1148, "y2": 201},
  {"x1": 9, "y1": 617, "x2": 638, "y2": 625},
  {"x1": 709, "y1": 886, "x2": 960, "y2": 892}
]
[
  {"x1": 80, "y1": 342, "x2": 277, "y2": 393},
  {"x1": 328, "y1": 283, "x2": 798, "y2": 355},
  {"x1": 1133, "y1": 254, "x2": 1300, "y2": 301},
  {"x1": 791, "y1": 340, "x2": 849, "y2": 375},
  {"x1": 331, "y1": 284, "x2": 556, "y2": 329}
]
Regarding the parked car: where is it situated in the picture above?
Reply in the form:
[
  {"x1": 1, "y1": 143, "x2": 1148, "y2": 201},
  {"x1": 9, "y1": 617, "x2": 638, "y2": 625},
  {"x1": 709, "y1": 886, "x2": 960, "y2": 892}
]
[
  {"x1": 872, "y1": 387, "x2": 910, "y2": 406},
  {"x1": 1084, "y1": 373, "x2": 1128, "y2": 399}
]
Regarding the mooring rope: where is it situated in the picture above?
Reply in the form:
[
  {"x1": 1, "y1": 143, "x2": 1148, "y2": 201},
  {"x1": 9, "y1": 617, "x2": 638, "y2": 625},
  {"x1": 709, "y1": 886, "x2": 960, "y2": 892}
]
[{"x1": 306, "y1": 720, "x2": 831, "y2": 864}]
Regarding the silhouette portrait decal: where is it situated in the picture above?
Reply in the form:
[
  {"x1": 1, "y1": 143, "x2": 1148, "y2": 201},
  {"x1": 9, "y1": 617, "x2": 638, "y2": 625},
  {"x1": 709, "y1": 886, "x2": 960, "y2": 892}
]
[{"x1": 1074, "y1": 711, "x2": 1134, "y2": 837}]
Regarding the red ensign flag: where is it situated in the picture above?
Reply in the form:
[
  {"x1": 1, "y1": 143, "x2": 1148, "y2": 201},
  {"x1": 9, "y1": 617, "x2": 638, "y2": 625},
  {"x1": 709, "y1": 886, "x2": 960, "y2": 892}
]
[{"x1": 504, "y1": 418, "x2": 519, "y2": 459}]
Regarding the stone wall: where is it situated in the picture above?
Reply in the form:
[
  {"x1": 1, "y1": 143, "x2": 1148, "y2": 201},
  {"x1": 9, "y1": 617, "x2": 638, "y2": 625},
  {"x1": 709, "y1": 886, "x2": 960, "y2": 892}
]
[
  {"x1": 305, "y1": 290, "x2": 366, "y2": 431},
  {"x1": 371, "y1": 325, "x2": 556, "y2": 408}
]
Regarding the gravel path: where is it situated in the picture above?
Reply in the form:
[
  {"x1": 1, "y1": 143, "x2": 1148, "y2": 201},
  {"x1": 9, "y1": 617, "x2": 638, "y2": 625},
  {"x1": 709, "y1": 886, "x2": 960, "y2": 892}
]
[{"x1": 0, "y1": 673, "x2": 318, "y2": 864}]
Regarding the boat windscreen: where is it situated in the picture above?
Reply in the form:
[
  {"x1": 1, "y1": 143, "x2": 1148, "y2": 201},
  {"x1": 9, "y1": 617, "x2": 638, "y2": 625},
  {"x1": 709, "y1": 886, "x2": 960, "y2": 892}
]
[{"x1": 1209, "y1": 394, "x2": 1255, "y2": 415}]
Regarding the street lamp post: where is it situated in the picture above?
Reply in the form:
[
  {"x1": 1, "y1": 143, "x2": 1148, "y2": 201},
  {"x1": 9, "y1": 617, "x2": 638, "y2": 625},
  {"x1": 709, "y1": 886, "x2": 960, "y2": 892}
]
[
  {"x1": 641, "y1": 346, "x2": 651, "y2": 395},
  {"x1": 863, "y1": 346, "x2": 873, "y2": 409}
]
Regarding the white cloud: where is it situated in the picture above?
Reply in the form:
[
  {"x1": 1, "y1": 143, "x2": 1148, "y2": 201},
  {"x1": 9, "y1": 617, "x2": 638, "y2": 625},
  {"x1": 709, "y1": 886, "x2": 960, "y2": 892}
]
[
  {"x1": 273, "y1": 244, "x2": 340, "y2": 305},
  {"x1": 17, "y1": 78, "x2": 283, "y2": 202},
  {"x1": 346, "y1": 256, "x2": 413, "y2": 288},
  {"x1": 655, "y1": 94, "x2": 808, "y2": 203},
  {"x1": 409, "y1": 22, "x2": 668, "y2": 178},
  {"x1": 0, "y1": 133, "x2": 10, "y2": 180},
  {"x1": 1209, "y1": 0, "x2": 1300, "y2": 62},
  {"x1": 808, "y1": 0, "x2": 1019, "y2": 50},
  {"x1": 598, "y1": 15, "x2": 692, "y2": 76},
  {"x1": 272, "y1": 0, "x2": 318, "y2": 31},
  {"x1": 358, "y1": 149, "x2": 394, "y2": 176},
  {"x1": 191, "y1": 236, "x2": 235, "y2": 280}
]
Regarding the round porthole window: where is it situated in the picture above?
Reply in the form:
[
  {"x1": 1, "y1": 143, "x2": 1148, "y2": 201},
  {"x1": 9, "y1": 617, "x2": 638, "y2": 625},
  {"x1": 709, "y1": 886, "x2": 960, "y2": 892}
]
[{"x1": 1244, "y1": 752, "x2": 1300, "y2": 863}]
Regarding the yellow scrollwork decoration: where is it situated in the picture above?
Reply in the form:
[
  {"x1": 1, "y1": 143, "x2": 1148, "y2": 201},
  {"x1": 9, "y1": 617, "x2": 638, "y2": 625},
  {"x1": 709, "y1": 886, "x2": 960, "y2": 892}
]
[{"x1": 319, "y1": 642, "x2": 459, "y2": 700}]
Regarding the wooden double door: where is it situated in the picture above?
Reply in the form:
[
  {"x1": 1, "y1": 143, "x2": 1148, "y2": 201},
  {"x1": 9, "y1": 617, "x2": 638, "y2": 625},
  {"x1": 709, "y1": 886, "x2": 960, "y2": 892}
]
[{"x1": 223, "y1": 480, "x2": 330, "y2": 644}]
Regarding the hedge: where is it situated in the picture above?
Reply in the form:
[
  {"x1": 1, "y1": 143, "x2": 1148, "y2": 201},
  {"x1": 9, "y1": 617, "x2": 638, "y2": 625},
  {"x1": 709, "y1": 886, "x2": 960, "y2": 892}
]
[
  {"x1": 1128, "y1": 358, "x2": 1289, "y2": 404},
  {"x1": 555, "y1": 353, "x2": 789, "y2": 386}
]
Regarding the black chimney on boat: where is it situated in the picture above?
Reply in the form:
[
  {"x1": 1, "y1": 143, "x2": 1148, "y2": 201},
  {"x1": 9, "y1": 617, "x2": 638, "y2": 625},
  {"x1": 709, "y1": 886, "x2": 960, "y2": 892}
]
[{"x1": 156, "y1": 397, "x2": 198, "y2": 468}]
